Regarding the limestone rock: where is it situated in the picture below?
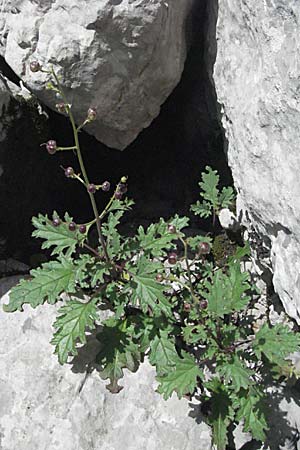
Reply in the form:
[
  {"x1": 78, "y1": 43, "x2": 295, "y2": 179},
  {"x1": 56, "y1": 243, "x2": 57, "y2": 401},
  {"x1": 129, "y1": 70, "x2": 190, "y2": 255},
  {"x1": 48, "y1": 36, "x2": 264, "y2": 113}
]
[
  {"x1": 218, "y1": 208, "x2": 239, "y2": 232},
  {"x1": 0, "y1": 289, "x2": 212, "y2": 450},
  {"x1": 1, "y1": 0, "x2": 194, "y2": 150},
  {"x1": 211, "y1": 0, "x2": 300, "y2": 323}
]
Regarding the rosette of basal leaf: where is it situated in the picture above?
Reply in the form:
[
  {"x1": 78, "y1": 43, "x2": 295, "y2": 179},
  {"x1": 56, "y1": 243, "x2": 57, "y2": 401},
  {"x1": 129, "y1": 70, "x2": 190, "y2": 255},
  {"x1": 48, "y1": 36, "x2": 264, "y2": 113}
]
[
  {"x1": 4, "y1": 257, "x2": 84, "y2": 312},
  {"x1": 32, "y1": 211, "x2": 85, "y2": 257},
  {"x1": 97, "y1": 318, "x2": 141, "y2": 393},
  {"x1": 51, "y1": 298, "x2": 98, "y2": 364}
]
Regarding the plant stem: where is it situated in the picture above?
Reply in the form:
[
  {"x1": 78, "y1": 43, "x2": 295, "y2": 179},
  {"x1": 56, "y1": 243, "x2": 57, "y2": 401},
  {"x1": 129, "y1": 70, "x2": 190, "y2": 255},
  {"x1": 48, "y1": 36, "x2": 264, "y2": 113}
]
[
  {"x1": 179, "y1": 237, "x2": 198, "y2": 304},
  {"x1": 51, "y1": 68, "x2": 110, "y2": 264}
]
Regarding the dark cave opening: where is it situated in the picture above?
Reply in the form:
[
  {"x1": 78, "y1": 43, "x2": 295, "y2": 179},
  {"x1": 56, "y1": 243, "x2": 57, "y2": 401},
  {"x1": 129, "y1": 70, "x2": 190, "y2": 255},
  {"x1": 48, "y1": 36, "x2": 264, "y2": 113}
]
[{"x1": 0, "y1": 0, "x2": 232, "y2": 268}]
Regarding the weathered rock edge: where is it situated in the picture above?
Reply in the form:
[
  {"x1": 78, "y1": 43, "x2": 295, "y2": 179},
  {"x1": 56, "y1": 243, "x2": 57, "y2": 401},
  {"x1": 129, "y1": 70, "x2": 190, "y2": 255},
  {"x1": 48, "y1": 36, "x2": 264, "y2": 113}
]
[
  {"x1": 1, "y1": 0, "x2": 194, "y2": 150},
  {"x1": 208, "y1": 0, "x2": 300, "y2": 323}
]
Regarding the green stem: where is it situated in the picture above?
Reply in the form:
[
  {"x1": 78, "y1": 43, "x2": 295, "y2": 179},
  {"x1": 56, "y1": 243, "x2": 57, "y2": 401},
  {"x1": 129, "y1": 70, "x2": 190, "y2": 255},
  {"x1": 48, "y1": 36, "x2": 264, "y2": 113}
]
[{"x1": 51, "y1": 68, "x2": 110, "y2": 264}]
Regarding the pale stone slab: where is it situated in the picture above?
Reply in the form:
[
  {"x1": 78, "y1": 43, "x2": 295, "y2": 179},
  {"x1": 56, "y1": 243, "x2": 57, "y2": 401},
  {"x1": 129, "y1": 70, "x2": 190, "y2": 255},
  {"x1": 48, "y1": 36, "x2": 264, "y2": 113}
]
[{"x1": 0, "y1": 289, "x2": 212, "y2": 450}]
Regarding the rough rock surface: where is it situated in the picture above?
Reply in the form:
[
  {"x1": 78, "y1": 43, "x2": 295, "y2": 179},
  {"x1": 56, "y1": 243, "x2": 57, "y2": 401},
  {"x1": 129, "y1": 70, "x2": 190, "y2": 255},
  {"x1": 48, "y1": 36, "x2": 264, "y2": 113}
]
[
  {"x1": 0, "y1": 0, "x2": 194, "y2": 149},
  {"x1": 0, "y1": 289, "x2": 211, "y2": 450},
  {"x1": 211, "y1": 0, "x2": 300, "y2": 323}
]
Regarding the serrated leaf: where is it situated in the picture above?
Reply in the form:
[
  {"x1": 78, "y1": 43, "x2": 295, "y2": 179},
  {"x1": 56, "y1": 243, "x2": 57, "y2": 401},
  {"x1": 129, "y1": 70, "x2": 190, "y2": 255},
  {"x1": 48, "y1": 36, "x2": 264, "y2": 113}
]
[
  {"x1": 149, "y1": 330, "x2": 179, "y2": 375},
  {"x1": 190, "y1": 200, "x2": 212, "y2": 218},
  {"x1": 97, "y1": 318, "x2": 141, "y2": 393},
  {"x1": 203, "y1": 263, "x2": 251, "y2": 317},
  {"x1": 235, "y1": 391, "x2": 268, "y2": 441},
  {"x1": 209, "y1": 383, "x2": 233, "y2": 450},
  {"x1": 102, "y1": 210, "x2": 124, "y2": 256},
  {"x1": 252, "y1": 323, "x2": 300, "y2": 366},
  {"x1": 131, "y1": 268, "x2": 172, "y2": 318},
  {"x1": 106, "y1": 198, "x2": 134, "y2": 215},
  {"x1": 187, "y1": 235, "x2": 212, "y2": 251},
  {"x1": 90, "y1": 261, "x2": 111, "y2": 287},
  {"x1": 218, "y1": 355, "x2": 253, "y2": 392},
  {"x1": 219, "y1": 186, "x2": 235, "y2": 209},
  {"x1": 137, "y1": 222, "x2": 176, "y2": 258},
  {"x1": 51, "y1": 298, "x2": 98, "y2": 364},
  {"x1": 32, "y1": 212, "x2": 85, "y2": 256},
  {"x1": 228, "y1": 243, "x2": 251, "y2": 264},
  {"x1": 4, "y1": 258, "x2": 79, "y2": 312},
  {"x1": 156, "y1": 351, "x2": 202, "y2": 399},
  {"x1": 199, "y1": 166, "x2": 220, "y2": 207},
  {"x1": 182, "y1": 324, "x2": 208, "y2": 345}
]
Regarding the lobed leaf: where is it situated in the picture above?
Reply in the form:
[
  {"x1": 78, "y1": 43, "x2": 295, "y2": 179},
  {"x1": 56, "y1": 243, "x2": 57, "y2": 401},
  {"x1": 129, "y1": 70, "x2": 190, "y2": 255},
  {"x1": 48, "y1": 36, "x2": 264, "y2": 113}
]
[
  {"x1": 51, "y1": 298, "x2": 98, "y2": 364},
  {"x1": 252, "y1": 323, "x2": 300, "y2": 367},
  {"x1": 97, "y1": 318, "x2": 141, "y2": 393},
  {"x1": 4, "y1": 258, "x2": 79, "y2": 312},
  {"x1": 156, "y1": 351, "x2": 202, "y2": 400},
  {"x1": 32, "y1": 212, "x2": 85, "y2": 256}
]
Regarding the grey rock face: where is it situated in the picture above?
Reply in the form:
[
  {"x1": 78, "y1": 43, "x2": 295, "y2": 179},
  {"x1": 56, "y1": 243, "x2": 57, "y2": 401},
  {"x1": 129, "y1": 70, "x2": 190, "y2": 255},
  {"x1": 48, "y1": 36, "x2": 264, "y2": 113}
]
[
  {"x1": 1, "y1": 0, "x2": 193, "y2": 150},
  {"x1": 0, "y1": 290, "x2": 211, "y2": 450},
  {"x1": 212, "y1": 0, "x2": 300, "y2": 323}
]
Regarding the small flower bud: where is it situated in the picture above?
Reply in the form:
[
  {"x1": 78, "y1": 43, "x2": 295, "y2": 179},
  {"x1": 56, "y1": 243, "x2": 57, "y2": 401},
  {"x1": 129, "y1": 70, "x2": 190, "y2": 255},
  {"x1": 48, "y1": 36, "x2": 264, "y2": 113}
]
[
  {"x1": 46, "y1": 140, "x2": 57, "y2": 155},
  {"x1": 198, "y1": 242, "x2": 211, "y2": 255},
  {"x1": 87, "y1": 107, "x2": 97, "y2": 121},
  {"x1": 167, "y1": 224, "x2": 176, "y2": 234},
  {"x1": 69, "y1": 222, "x2": 76, "y2": 232},
  {"x1": 199, "y1": 299, "x2": 208, "y2": 310},
  {"x1": 65, "y1": 167, "x2": 74, "y2": 178},
  {"x1": 183, "y1": 302, "x2": 192, "y2": 312},
  {"x1": 118, "y1": 183, "x2": 127, "y2": 194},
  {"x1": 87, "y1": 183, "x2": 97, "y2": 194},
  {"x1": 101, "y1": 181, "x2": 111, "y2": 192},
  {"x1": 30, "y1": 61, "x2": 41, "y2": 73},
  {"x1": 156, "y1": 273, "x2": 164, "y2": 283},
  {"x1": 114, "y1": 190, "x2": 123, "y2": 200},
  {"x1": 168, "y1": 252, "x2": 177, "y2": 265},
  {"x1": 52, "y1": 218, "x2": 61, "y2": 227},
  {"x1": 56, "y1": 102, "x2": 66, "y2": 113},
  {"x1": 121, "y1": 176, "x2": 127, "y2": 183},
  {"x1": 79, "y1": 224, "x2": 86, "y2": 234}
]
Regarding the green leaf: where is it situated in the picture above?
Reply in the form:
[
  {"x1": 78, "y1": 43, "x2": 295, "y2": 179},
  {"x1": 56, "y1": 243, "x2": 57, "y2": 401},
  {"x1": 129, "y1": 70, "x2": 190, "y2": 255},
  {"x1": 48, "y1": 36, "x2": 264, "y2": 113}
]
[
  {"x1": 203, "y1": 263, "x2": 251, "y2": 317},
  {"x1": 190, "y1": 200, "x2": 212, "y2": 218},
  {"x1": 228, "y1": 243, "x2": 251, "y2": 264},
  {"x1": 137, "y1": 223, "x2": 175, "y2": 258},
  {"x1": 90, "y1": 261, "x2": 111, "y2": 287},
  {"x1": 218, "y1": 355, "x2": 253, "y2": 392},
  {"x1": 102, "y1": 210, "x2": 124, "y2": 256},
  {"x1": 219, "y1": 186, "x2": 235, "y2": 209},
  {"x1": 156, "y1": 351, "x2": 202, "y2": 399},
  {"x1": 235, "y1": 390, "x2": 268, "y2": 441},
  {"x1": 4, "y1": 258, "x2": 79, "y2": 312},
  {"x1": 208, "y1": 381, "x2": 233, "y2": 450},
  {"x1": 252, "y1": 323, "x2": 300, "y2": 366},
  {"x1": 32, "y1": 212, "x2": 85, "y2": 256},
  {"x1": 131, "y1": 267, "x2": 172, "y2": 318},
  {"x1": 149, "y1": 330, "x2": 179, "y2": 376},
  {"x1": 187, "y1": 235, "x2": 212, "y2": 251},
  {"x1": 97, "y1": 318, "x2": 141, "y2": 393},
  {"x1": 182, "y1": 324, "x2": 208, "y2": 345},
  {"x1": 107, "y1": 198, "x2": 134, "y2": 214},
  {"x1": 51, "y1": 298, "x2": 98, "y2": 364},
  {"x1": 199, "y1": 166, "x2": 220, "y2": 208}
]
